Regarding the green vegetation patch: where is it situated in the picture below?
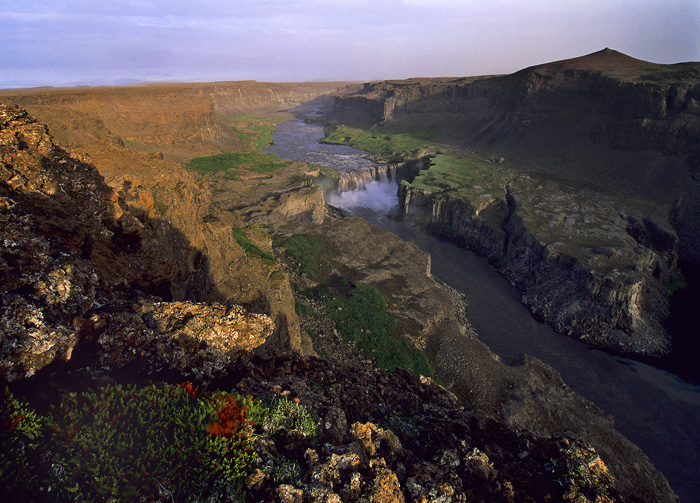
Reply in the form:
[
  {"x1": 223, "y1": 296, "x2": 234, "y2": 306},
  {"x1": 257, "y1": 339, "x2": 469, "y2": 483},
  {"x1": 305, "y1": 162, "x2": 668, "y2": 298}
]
[
  {"x1": 322, "y1": 125, "x2": 438, "y2": 162},
  {"x1": 263, "y1": 398, "x2": 318, "y2": 438},
  {"x1": 233, "y1": 226, "x2": 277, "y2": 265},
  {"x1": 321, "y1": 281, "x2": 433, "y2": 376},
  {"x1": 186, "y1": 151, "x2": 290, "y2": 179},
  {"x1": 0, "y1": 388, "x2": 46, "y2": 501},
  {"x1": 281, "y1": 234, "x2": 336, "y2": 283},
  {"x1": 295, "y1": 298, "x2": 315, "y2": 317},
  {"x1": 0, "y1": 382, "x2": 322, "y2": 502},
  {"x1": 224, "y1": 113, "x2": 293, "y2": 151},
  {"x1": 0, "y1": 383, "x2": 260, "y2": 502},
  {"x1": 407, "y1": 153, "x2": 508, "y2": 197}
]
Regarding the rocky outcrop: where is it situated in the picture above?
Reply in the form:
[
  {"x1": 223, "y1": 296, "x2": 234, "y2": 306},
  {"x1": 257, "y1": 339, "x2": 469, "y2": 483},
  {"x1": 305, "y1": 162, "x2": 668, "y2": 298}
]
[
  {"x1": 236, "y1": 353, "x2": 625, "y2": 503},
  {"x1": 502, "y1": 179, "x2": 678, "y2": 355},
  {"x1": 0, "y1": 104, "x2": 283, "y2": 379},
  {"x1": 90, "y1": 300, "x2": 273, "y2": 379},
  {"x1": 398, "y1": 172, "x2": 680, "y2": 356}
]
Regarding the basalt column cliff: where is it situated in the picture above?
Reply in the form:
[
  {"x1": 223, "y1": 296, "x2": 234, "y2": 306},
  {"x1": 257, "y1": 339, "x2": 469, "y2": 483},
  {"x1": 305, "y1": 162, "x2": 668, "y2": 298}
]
[{"x1": 329, "y1": 49, "x2": 700, "y2": 359}]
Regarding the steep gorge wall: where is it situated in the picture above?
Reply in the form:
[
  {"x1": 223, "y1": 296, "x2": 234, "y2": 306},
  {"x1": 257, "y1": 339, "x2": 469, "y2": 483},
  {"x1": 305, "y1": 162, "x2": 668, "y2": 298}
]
[
  {"x1": 0, "y1": 82, "x2": 358, "y2": 356},
  {"x1": 398, "y1": 177, "x2": 679, "y2": 356},
  {"x1": 332, "y1": 50, "x2": 699, "y2": 356},
  {"x1": 335, "y1": 56, "x2": 700, "y2": 174}
]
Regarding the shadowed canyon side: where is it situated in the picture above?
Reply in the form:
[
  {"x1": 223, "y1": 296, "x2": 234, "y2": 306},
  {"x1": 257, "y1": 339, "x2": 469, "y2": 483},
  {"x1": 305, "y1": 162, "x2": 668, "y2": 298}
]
[
  {"x1": 328, "y1": 48, "x2": 700, "y2": 360},
  {"x1": 0, "y1": 80, "x2": 683, "y2": 501},
  {"x1": 0, "y1": 105, "x2": 278, "y2": 380},
  {"x1": 0, "y1": 81, "x2": 358, "y2": 360},
  {"x1": 0, "y1": 100, "x2": 679, "y2": 503}
]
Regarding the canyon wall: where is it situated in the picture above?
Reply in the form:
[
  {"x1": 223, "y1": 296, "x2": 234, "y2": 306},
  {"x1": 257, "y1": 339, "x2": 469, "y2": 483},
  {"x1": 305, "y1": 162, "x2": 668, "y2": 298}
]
[
  {"x1": 0, "y1": 93, "x2": 681, "y2": 500},
  {"x1": 398, "y1": 176, "x2": 679, "y2": 356},
  {"x1": 0, "y1": 82, "x2": 348, "y2": 365},
  {"x1": 1, "y1": 81, "x2": 356, "y2": 162},
  {"x1": 332, "y1": 49, "x2": 700, "y2": 357}
]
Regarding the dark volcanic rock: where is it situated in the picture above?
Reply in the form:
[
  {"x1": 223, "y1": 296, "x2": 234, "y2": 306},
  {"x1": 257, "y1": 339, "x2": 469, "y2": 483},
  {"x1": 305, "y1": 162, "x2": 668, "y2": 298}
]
[{"x1": 235, "y1": 353, "x2": 627, "y2": 503}]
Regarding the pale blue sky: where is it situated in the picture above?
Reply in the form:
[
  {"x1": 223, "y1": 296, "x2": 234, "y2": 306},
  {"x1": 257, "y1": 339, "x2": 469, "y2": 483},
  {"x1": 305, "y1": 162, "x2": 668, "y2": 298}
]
[{"x1": 1, "y1": 0, "x2": 698, "y2": 88}]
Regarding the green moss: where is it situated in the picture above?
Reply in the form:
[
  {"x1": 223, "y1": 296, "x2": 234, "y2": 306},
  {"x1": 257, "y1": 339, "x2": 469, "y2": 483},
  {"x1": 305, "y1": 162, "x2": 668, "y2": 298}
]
[
  {"x1": 322, "y1": 125, "x2": 438, "y2": 162},
  {"x1": 186, "y1": 151, "x2": 290, "y2": 178},
  {"x1": 233, "y1": 227, "x2": 278, "y2": 265},
  {"x1": 223, "y1": 113, "x2": 293, "y2": 151},
  {"x1": 231, "y1": 393, "x2": 270, "y2": 431},
  {"x1": 432, "y1": 275, "x2": 447, "y2": 287},
  {"x1": 281, "y1": 234, "x2": 335, "y2": 283},
  {"x1": 152, "y1": 194, "x2": 169, "y2": 216},
  {"x1": 409, "y1": 154, "x2": 508, "y2": 196},
  {"x1": 295, "y1": 299, "x2": 315, "y2": 317},
  {"x1": 321, "y1": 281, "x2": 433, "y2": 376}
]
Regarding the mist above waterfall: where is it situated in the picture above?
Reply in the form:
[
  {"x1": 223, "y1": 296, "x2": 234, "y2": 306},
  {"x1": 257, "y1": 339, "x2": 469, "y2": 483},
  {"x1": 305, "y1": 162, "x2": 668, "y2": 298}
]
[{"x1": 327, "y1": 179, "x2": 399, "y2": 214}]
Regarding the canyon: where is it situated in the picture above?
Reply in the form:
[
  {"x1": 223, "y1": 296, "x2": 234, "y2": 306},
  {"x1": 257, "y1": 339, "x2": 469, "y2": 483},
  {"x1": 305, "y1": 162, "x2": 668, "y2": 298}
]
[
  {"x1": 327, "y1": 49, "x2": 700, "y2": 363},
  {"x1": 1, "y1": 50, "x2": 698, "y2": 501}
]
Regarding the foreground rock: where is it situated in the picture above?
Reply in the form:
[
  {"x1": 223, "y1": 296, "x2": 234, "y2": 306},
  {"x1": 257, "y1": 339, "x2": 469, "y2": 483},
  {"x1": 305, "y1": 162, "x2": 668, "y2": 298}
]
[
  {"x1": 0, "y1": 104, "x2": 277, "y2": 379},
  {"x1": 233, "y1": 353, "x2": 624, "y2": 503}
]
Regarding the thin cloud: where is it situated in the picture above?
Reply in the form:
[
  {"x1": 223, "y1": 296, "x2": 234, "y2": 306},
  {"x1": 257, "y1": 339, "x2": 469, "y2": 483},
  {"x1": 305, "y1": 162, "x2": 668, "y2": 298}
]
[{"x1": 0, "y1": 0, "x2": 697, "y2": 88}]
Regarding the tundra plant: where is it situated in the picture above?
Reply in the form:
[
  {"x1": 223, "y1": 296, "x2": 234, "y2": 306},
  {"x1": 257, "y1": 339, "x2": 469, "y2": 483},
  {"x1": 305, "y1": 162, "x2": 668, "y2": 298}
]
[{"x1": 48, "y1": 383, "x2": 257, "y2": 502}]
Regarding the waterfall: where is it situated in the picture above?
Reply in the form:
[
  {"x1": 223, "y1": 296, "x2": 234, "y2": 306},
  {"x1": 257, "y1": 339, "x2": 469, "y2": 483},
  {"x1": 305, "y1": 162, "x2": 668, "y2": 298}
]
[{"x1": 337, "y1": 164, "x2": 399, "y2": 192}]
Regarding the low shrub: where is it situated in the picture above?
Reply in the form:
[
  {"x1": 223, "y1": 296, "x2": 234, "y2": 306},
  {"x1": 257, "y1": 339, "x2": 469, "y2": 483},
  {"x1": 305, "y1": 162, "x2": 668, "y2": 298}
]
[
  {"x1": 48, "y1": 383, "x2": 257, "y2": 502},
  {"x1": 263, "y1": 398, "x2": 318, "y2": 438},
  {"x1": 0, "y1": 388, "x2": 46, "y2": 500},
  {"x1": 233, "y1": 227, "x2": 277, "y2": 265}
]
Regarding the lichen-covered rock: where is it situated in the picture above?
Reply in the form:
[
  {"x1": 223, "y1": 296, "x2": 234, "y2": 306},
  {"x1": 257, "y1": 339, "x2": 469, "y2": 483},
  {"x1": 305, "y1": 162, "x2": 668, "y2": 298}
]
[
  {"x1": 239, "y1": 353, "x2": 629, "y2": 502},
  {"x1": 92, "y1": 299, "x2": 273, "y2": 378},
  {"x1": 0, "y1": 104, "x2": 275, "y2": 380}
]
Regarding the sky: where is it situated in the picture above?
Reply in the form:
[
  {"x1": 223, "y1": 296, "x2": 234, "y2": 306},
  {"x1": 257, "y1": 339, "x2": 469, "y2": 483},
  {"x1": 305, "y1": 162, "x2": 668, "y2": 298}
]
[{"x1": 1, "y1": 0, "x2": 698, "y2": 88}]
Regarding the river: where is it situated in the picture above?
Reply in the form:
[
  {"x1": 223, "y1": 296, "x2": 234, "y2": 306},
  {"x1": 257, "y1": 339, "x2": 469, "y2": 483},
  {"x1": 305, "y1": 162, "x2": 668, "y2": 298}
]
[{"x1": 266, "y1": 106, "x2": 700, "y2": 502}]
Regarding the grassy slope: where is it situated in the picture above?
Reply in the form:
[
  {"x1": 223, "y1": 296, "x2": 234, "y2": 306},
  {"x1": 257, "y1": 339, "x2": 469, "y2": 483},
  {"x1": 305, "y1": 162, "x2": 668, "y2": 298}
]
[{"x1": 186, "y1": 113, "x2": 294, "y2": 179}]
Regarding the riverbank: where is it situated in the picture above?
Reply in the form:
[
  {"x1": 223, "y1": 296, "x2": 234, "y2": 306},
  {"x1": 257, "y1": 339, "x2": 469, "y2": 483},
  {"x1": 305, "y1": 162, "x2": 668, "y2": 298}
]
[{"x1": 266, "y1": 105, "x2": 700, "y2": 502}]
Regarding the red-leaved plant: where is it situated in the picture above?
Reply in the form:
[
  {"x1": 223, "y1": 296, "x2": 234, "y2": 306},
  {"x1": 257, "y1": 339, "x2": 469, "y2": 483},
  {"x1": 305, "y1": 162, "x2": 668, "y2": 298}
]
[{"x1": 206, "y1": 395, "x2": 252, "y2": 439}]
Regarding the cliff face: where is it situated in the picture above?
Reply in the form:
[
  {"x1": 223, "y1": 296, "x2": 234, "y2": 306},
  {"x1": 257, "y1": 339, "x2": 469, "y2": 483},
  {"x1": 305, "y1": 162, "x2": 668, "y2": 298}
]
[
  {"x1": 333, "y1": 50, "x2": 700, "y2": 186},
  {"x1": 332, "y1": 49, "x2": 699, "y2": 357},
  {"x1": 398, "y1": 173, "x2": 679, "y2": 356},
  {"x1": 0, "y1": 104, "x2": 278, "y2": 380},
  {"x1": 1, "y1": 81, "x2": 356, "y2": 163}
]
